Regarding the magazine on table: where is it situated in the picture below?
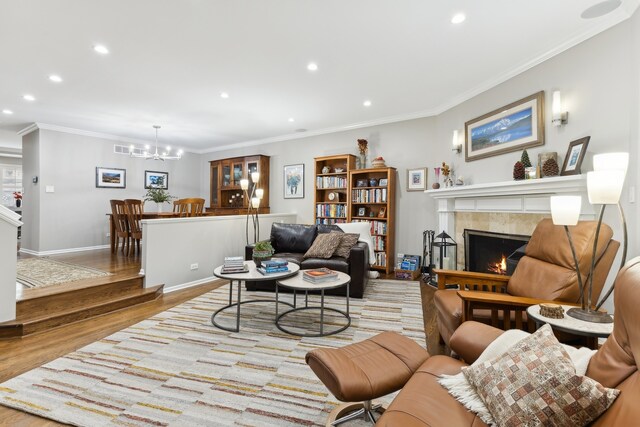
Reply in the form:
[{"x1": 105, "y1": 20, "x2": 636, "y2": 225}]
[{"x1": 303, "y1": 268, "x2": 339, "y2": 283}]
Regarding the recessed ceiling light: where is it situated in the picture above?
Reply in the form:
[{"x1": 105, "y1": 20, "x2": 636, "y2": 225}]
[
  {"x1": 581, "y1": 0, "x2": 621, "y2": 19},
  {"x1": 93, "y1": 44, "x2": 109, "y2": 55},
  {"x1": 288, "y1": 117, "x2": 295, "y2": 122},
  {"x1": 23, "y1": 94, "x2": 35, "y2": 101},
  {"x1": 220, "y1": 92, "x2": 229, "y2": 99},
  {"x1": 2, "y1": 109, "x2": 13, "y2": 115},
  {"x1": 49, "y1": 74, "x2": 63, "y2": 83},
  {"x1": 451, "y1": 13, "x2": 466, "y2": 24},
  {"x1": 307, "y1": 62, "x2": 318, "y2": 71},
  {"x1": 363, "y1": 100, "x2": 372, "y2": 107}
]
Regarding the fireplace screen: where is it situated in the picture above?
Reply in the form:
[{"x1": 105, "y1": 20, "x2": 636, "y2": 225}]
[{"x1": 464, "y1": 229, "x2": 531, "y2": 275}]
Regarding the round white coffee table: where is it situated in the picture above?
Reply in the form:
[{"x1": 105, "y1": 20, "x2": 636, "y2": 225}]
[
  {"x1": 212, "y1": 261, "x2": 299, "y2": 332},
  {"x1": 275, "y1": 270, "x2": 351, "y2": 337}
]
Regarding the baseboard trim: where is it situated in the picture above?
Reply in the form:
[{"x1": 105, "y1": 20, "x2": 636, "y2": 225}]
[
  {"x1": 161, "y1": 276, "x2": 225, "y2": 293},
  {"x1": 19, "y1": 244, "x2": 110, "y2": 256}
]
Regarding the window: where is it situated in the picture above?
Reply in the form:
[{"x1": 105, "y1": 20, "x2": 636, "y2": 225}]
[{"x1": 0, "y1": 164, "x2": 22, "y2": 207}]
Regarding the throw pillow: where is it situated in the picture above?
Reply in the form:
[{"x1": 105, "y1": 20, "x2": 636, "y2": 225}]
[
  {"x1": 462, "y1": 324, "x2": 619, "y2": 427},
  {"x1": 337, "y1": 222, "x2": 375, "y2": 264},
  {"x1": 332, "y1": 232, "x2": 360, "y2": 259},
  {"x1": 304, "y1": 233, "x2": 343, "y2": 259}
]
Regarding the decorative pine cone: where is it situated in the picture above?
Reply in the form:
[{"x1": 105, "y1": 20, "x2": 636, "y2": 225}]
[
  {"x1": 521, "y1": 149, "x2": 532, "y2": 168},
  {"x1": 513, "y1": 161, "x2": 525, "y2": 180},
  {"x1": 542, "y1": 158, "x2": 559, "y2": 177}
]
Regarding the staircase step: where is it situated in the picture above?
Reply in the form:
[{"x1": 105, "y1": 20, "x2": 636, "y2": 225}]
[{"x1": 0, "y1": 285, "x2": 163, "y2": 339}]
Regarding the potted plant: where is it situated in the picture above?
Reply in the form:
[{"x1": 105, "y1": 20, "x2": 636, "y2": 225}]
[
  {"x1": 143, "y1": 188, "x2": 175, "y2": 212},
  {"x1": 252, "y1": 240, "x2": 274, "y2": 267}
]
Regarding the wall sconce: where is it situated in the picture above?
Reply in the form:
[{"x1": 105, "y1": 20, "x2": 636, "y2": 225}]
[
  {"x1": 451, "y1": 130, "x2": 462, "y2": 154},
  {"x1": 552, "y1": 90, "x2": 569, "y2": 126}
]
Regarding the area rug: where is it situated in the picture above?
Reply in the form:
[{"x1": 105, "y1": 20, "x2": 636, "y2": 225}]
[
  {"x1": 0, "y1": 279, "x2": 424, "y2": 426},
  {"x1": 16, "y1": 258, "x2": 113, "y2": 288}
]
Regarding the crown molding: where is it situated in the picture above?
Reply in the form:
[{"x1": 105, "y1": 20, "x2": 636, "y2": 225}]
[{"x1": 202, "y1": 5, "x2": 638, "y2": 153}]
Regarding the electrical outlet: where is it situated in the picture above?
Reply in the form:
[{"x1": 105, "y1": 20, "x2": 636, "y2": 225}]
[
  {"x1": 106, "y1": 232, "x2": 110, "y2": 237},
  {"x1": 190, "y1": 263, "x2": 199, "y2": 270}
]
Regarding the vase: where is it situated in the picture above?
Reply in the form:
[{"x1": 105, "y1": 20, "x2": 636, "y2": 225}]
[
  {"x1": 358, "y1": 154, "x2": 368, "y2": 169},
  {"x1": 15, "y1": 199, "x2": 21, "y2": 208},
  {"x1": 156, "y1": 202, "x2": 163, "y2": 213},
  {"x1": 252, "y1": 251, "x2": 272, "y2": 267}
]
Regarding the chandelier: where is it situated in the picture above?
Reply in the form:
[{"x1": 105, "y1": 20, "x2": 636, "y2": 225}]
[{"x1": 130, "y1": 125, "x2": 183, "y2": 161}]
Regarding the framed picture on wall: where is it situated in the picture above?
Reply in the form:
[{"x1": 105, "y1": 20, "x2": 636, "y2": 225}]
[
  {"x1": 284, "y1": 163, "x2": 304, "y2": 199},
  {"x1": 560, "y1": 136, "x2": 590, "y2": 176},
  {"x1": 96, "y1": 167, "x2": 126, "y2": 189},
  {"x1": 406, "y1": 167, "x2": 427, "y2": 191},
  {"x1": 465, "y1": 91, "x2": 545, "y2": 162},
  {"x1": 145, "y1": 170, "x2": 169, "y2": 189}
]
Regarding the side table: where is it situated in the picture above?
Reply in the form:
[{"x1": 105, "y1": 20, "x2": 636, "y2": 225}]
[{"x1": 526, "y1": 304, "x2": 613, "y2": 349}]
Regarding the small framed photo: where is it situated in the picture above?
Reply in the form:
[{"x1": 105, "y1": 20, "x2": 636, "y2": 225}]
[
  {"x1": 407, "y1": 167, "x2": 427, "y2": 191},
  {"x1": 145, "y1": 170, "x2": 169, "y2": 189},
  {"x1": 561, "y1": 136, "x2": 590, "y2": 176},
  {"x1": 356, "y1": 179, "x2": 369, "y2": 188},
  {"x1": 357, "y1": 207, "x2": 367, "y2": 217},
  {"x1": 378, "y1": 207, "x2": 387, "y2": 218},
  {"x1": 379, "y1": 178, "x2": 388, "y2": 187},
  {"x1": 96, "y1": 167, "x2": 126, "y2": 189},
  {"x1": 284, "y1": 163, "x2": 304, "y2": 199}
]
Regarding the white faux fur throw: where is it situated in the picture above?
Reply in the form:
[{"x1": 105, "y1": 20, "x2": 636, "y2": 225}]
[{"x1": 438, "y1": 329, "x2": 596, "y2": 426}]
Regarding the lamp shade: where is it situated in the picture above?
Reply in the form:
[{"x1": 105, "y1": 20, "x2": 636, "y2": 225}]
[
  {"x1": 452, "y1": 130, "x2": 459, "y2": 147},
  {"x1": 255, "y1": 188, "x2": 264, "y2": 199},
  {"x1": 251, "y1": 172, "x2": 260, "y2": 183},
  {"x1": 240, "y1": 179, "x2": 249, "y2": 190},
  {"x1": 251, "y1": 197, "x2": 260, "y2": 208},
  {"x1": 552, "y1": 90, "x2": 562, "y2": 119},
  {"x1": 550, "y1": 195, "x2": 582, "y2": 226},
  {"x1": 587, "y1": 170, "x2": 625, "y2": 204},
  {"x1": 593, "y1": 152, "x2": 629, "y2": 175}
]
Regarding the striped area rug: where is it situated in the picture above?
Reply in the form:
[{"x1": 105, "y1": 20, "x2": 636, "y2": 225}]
[{"x1": 0, "y1": 279, "x2": 425, "y2": 426}]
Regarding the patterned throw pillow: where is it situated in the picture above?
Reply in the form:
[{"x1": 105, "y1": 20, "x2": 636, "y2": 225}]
[
  {"x1": 304, "y1": 233, "x2": 343, "y2": 259},
  {"x1": 462, "y1": 324, "x2": 619, "y2": 427},
  {"x1": 332, "y1": 232, "x2": 360, "y2": 259}
]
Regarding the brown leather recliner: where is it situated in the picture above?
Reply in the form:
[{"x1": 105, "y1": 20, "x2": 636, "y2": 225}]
[
  {"x1": 434, "y1": 219, "x2": 620, "y2": 346},
  {"x1": 373, "y1": 257, "x2": 640, "y2": 425}
]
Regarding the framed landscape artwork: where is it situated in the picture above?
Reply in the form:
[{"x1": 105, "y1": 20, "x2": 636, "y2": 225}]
[
  {"x1": 407, "y1": 167, "x2": 427, "y2": 191},
  {"x1": 96, "y1": 167, "x2": 126, "y2": 189},
  {"x1": 465, "y1": 91, "x2": 545, "y2": 162},
  {"x1": 561, "y1": 136, "x2": 590, "y2": 175},
  {"x1": 145, "y1": 170, "x2": 169, "y2": 189},
  {"x1": 284, "y1": 163, "x2": 304, "y2": 199}
]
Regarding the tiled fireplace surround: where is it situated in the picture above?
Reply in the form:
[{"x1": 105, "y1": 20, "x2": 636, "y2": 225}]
[{"x1": 426, "y1": 175, "x2": 593, "y2": 270}]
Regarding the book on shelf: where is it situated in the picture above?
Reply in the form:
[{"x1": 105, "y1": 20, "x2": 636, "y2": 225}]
[
  {"x1": 303, "y1": 268, "x2": 339, "y2": 283},
  {"x1": 257, "y1": 266, "x2": 290, "y2": 275}
]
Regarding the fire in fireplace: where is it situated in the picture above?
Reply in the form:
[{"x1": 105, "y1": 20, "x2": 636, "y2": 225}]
[{"x1": 464, "y1": 229, "x2": 531, "y2": 275}]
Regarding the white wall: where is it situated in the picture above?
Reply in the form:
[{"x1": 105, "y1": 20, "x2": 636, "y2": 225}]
[
  {"x1": 22, "y1": 128, "x2": 201, "y2": 253},
  {"x1": 0, "y1": 129, "x2": 21, "y2": 149},
  {"x1": 202, "y1": 14, "x2": 640, "y2": 262},
  {"x1": 0, "y1": 207, "x2": 21, "y2": 322},
  {"x1": 142, "y1": 213, "x2": 297, "y2": 292}
]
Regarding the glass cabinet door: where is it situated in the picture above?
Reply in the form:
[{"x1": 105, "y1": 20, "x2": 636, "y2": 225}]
[
  {"x1": 211, "y1": 164, "x2": 219, "y2": 206},
  {"x1": 233, "y1": 162, "x2": 243, "y2": 185},
  {"x1": 222, "y1": 163, "x2": 231, "y2": 187}
]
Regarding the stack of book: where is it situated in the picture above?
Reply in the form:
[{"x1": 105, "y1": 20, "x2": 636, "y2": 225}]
[
  {"x1": 221, "y1": 256, "x2": 248, "y2": 274},
  {"x1": 303, "y1": 268, "x2": 339, "y2": 283},
  {"x1": 256, "y1": 259, "x2": 290, "y2": 275}
]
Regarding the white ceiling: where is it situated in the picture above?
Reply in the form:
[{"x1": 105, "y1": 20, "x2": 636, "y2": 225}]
[{"x1": 0, "y1": 0, "x2": 638, "y2": 152}]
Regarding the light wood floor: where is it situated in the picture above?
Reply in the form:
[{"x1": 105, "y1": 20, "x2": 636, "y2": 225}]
[{"x1": 1, "y1": 250, "x2": 443, "y2": 426}]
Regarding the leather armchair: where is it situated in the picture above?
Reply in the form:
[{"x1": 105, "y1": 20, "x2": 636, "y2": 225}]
[{"x1": 434, "y1": 219, "x2": 620, "y2": 346}]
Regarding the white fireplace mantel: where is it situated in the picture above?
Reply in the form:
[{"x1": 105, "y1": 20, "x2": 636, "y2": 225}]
[{"x1": 425, "y1": 175, "x2": 593, "y2": 235}]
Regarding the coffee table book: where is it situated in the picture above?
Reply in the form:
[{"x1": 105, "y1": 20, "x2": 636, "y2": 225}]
[
  {"x1": 257, "y1": 266, "x2": 290, "y2": 275},
  {"x1": 303, "y1": 268, "x2": 339, "y2": 283}
]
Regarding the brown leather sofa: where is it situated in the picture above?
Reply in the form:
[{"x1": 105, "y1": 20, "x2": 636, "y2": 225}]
[
  {"x1": 245, "y1": 223, "x2": 369, "y2": 298},
  {"x1": 309, "y1": 256, "x2": 640, "y2": 426},
  {"x1": 434, "y1": 219, "x2": 619, "y2": 345}
]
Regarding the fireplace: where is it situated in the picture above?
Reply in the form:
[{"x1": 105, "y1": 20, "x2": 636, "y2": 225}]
[{"x1": 464, "y1": 229, "x2": 531, "y2": 275}]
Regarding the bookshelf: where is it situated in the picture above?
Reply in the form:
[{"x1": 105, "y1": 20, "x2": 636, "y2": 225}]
[
  {"x1": 348, "y1": 167, "x2": 396, "y2": 273},
  {"x1": 314, "y1": 154, "x2": 356, "y2": 225}
]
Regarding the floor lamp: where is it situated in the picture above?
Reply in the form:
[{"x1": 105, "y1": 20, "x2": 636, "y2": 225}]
[
  {"x1": 550, "y1": 152, "x2": 628, "y2": 324},
  {"x1": 241, "y1": 172, "x2": 262, "y2": 245}
]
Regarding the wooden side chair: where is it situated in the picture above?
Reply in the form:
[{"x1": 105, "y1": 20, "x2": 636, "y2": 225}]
[
  {"x1": 124, "y1": 199, "x2": 144, "y2": 256},
  {"x1": 109, "y1": 200, "x2": 130, "y2": 255},
  {"x1": 173, "y1": 198, "x2": 205, "y2": 217},
  {"x1": 433, "y1": 219, "x2": 620, "y2": 346}
]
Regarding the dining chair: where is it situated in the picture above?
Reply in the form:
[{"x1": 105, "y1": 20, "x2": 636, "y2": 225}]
[
  {"x1": 124, "y1": 199, "x2": 144, "y2": 256},
  {"x1": 109, "y1": 200, "x2": 130, "y2": 255},
  {"x1": 174, "y1": 198, "x2": 205, "y2": 217}
]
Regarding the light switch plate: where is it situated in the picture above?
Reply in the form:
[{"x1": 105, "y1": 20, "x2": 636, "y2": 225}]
[{"x1": 45, "y1": 185, "x2": 55, "y2": 193}]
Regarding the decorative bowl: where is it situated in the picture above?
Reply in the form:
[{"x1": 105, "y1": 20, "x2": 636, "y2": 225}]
[{"x1": 371, "y1": 159, "x2": 386, "y2": 168}]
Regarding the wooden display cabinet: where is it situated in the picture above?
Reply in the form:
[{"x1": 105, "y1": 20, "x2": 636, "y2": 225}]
[
  {"x1": 348, "y1": 167, "x2": 397, "y2": 273},
  {"x1": 209, "y1": 155, "x2": 270, "y2": 215},
  {"x1": 314, "y1": 155, "x2": 356, "y2": 225}
]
